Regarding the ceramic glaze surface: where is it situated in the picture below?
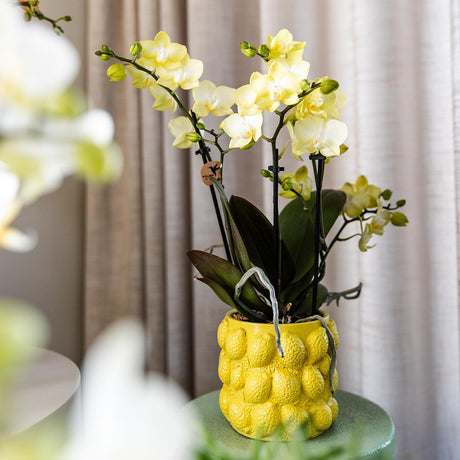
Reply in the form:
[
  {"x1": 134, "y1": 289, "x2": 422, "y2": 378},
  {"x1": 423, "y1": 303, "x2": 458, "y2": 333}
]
[{"x1": 217, "y1": 311, "x2": 339, "y2": 440}]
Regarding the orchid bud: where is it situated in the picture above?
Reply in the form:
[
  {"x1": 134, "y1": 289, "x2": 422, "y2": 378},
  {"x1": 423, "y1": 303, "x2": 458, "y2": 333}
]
[
  {"x1": 261, "y1": 169, "x2": 272, "y2": 178},
  {"x1": 396, "y1": 199, "x2": 406, "y2": 207},
  {"x1": 381, "y1": 189, "x2": 392, "y2": 200},
  {"x1": 185, "y1": 132, "x2": 202, "y2": 142},
  {"x1": 258, "y1": 44, "x2": 269, "y2": 57},
  {"x1": 241, "y1": 48, "x2": 256, "y2": 58},
  {"x1": 99, "y1": 54, "x2": 111, "y2": 61},
  {"x1": 129, "y1": 41, "x2": 142, "y2": 56},
  {"x1": 299, "y1": 79, "x2": 309, "y2": 91},
  {"x1": 107, "y1": 63, "x2": 127, "y2": 81},
  {"x1": 101, "y1": 45, "x2": 112, "y2": 54},
  {"x1": 339, "y1": 144, "x2": 349, "y2": 155},
  {"x1": 196, "y1": 122, "x2": 205, "y2": 130},
  {"x1": 391, "y1": 212, "x2": 409, "y2": 227},
  {"x1": 320, "y1": 79, "x2": 339, "y2": 94},
  {"x1": 240, "y1": 41, "x2": 250, "y2": 49}
]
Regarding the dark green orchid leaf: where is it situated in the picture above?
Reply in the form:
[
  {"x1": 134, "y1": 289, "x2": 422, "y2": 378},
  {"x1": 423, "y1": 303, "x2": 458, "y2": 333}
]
[
  {"x1": 227, "y1": 213, "x2": 252, "y2": 272},
  {"x1": 196, "y1": 277, "x2": 267, "y2": 321},
  {"x1": 294, "y1": 284, "x2": 328, "y2": 317},
  {"x1": 280, "y1": 266, "x2": 314, "y2": 306},
  {"x1": 197, "y1": 277, "x2": 238, "y2": 309},
  {"x1": 229, "y1": 195, "x2": 295, "y2": 289},
  {"x1": 280, "y1": 190, "x2": 346, "y2": 282},
  {"x1": 187, "y1": 250, "x2": 268, "y2": 315},
  {"x1": 211, "y1": 180, "x2": 252, "y2": 274}
]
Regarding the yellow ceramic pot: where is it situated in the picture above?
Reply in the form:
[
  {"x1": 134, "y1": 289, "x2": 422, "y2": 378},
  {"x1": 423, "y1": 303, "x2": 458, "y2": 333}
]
[{"x1": 217, "y1": 310, "x2": 339, "y2": 440}]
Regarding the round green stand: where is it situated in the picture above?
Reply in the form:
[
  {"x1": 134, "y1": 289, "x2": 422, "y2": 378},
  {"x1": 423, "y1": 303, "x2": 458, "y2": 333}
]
[{"x1": 188, "y1": 389, "x2": 395, "y2": 459}]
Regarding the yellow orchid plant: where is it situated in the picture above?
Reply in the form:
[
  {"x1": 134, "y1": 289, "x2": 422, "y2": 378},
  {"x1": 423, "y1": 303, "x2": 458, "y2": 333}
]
[{"x1": 98, "y1": 28, "x2": 408, "y2": 323}]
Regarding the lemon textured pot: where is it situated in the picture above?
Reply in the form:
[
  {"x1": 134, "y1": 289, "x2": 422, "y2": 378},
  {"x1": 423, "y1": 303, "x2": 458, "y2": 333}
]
[{"x1": 217, "y1": 310, "x2": 339, "y2": 441}]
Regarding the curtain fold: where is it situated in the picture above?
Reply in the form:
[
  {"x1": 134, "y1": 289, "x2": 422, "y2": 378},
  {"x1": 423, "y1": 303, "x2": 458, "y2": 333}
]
[{"x1": 84, "y1": 0, "x2": 460, "y2": 457}]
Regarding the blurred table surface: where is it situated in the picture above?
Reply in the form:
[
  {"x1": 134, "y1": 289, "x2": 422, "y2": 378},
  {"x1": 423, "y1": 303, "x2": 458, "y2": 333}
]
[
  {"x1": 188, "y1": 389, "x2": 396, "y2": 459},
  {"x1": 4, "y1": 348, "x2": 80, "y2": 436}
]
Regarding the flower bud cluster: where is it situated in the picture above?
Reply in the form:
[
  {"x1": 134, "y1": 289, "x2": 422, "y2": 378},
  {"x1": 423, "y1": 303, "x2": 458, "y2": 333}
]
[{"x1": 340, "y1": 176, "x2": 408, "y2": 252}]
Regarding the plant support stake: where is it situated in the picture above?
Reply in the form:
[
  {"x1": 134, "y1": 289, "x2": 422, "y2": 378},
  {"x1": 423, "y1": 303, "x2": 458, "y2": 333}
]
[
  {"x1": 192, "y1": 112, "x2": 232, "y2": 263},
  {"x1": 310, "y1": 153, "x2": 326, "y2": 314},
  {"x1": 269, "y1": 149, "x2": 284, "y2": 303}
]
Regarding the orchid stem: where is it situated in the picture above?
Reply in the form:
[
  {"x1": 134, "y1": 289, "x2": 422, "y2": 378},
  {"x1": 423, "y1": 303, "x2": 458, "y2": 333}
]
[
  {"x1": 271, "y1": 149, "x2": 282, "y2": 305},
  {"x1": 191, "y1": 112, "x2": 232, "y2": 263},
  {"x1": 310, "y1": 154, "x2": 326, "y2": 315}
]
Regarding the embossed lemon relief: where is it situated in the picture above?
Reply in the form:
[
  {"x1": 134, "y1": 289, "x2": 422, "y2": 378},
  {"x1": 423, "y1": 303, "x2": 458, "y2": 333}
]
[{"x1": 218, "y1": 312, "x2": 339, "y2": 440}]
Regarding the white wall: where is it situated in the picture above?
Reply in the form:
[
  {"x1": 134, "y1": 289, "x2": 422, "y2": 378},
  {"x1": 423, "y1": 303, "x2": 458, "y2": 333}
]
[{"x1": 0, "y1": 1, "x2": 86, "y2": 363}]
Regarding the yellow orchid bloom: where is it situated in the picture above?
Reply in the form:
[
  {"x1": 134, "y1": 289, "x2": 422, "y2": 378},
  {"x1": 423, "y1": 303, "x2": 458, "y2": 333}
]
[
  {"x1": 267, "y1": 50, "x2": 310, "y2": 83},
  {"x1": 127, "y1": 62, "x2": 156, "y2": 89},
  {"x1": 358, "y1": 224, "x2": 374, "y2": 252},
  {"x1": 358, "y1": 204, "x2": 391, "y2": 252},
  {"x1": 341, "y1": 175, "x2": 382, "y2": 219},
  {"x1": 291, "y1": 88, "x2": 348, "y2": 121},
  {"x1": 266, "y1": 29, "x2": 306, "y2": 60},
  {"x1": 280, "y1": 165, "x2": 312, "y2": 200},
  {"x1": 287, "y1": 117, "x2": 348, "y2": 160},
  {"x1": 149, "y1": 83, "x2": 177, "y2": 112},
  {"x1": 369, "y1": 203, "x2": 391, "y2": 235},
  {"x1": 220, "y1": 112, "x2": 263, "y2": 149},
  {"x1": 235, "y1": 65, "x2": 300, "y2": 116},
  {"x1": 234, "y1": 83, "x2": 260, "y2": 116},
  {"x1": 250, "y1": 72, "x2": 282, "y2": 112},
  {"x1": 140, "y1": 32, "x2": 188, "y2": 71},
  {"x1": 168, "y1": 116, "x2": 196, "y2": 149},
  {"x1": 157, "y1": 56, "x2": 203, "y2": 90},
  {"x1": 265, "y1": 61, "x2": 301, "y2": 104},
  {"x1": 235, "y1": 73, "x2": 283, "y2": 116},
  {"x1": 192, "y1": 80, "x2": 234, "y2": 117}
]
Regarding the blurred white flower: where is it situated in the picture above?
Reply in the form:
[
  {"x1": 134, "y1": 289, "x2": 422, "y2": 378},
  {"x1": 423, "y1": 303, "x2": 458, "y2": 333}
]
[
  {"x1": 0, "y1": 167, "x2": 36, "y2": 251},
  {"x1": 0, "y1": 110, "x2": 121, "y2": 203},
  {"x1": 0, "y1": 0, "x2": 79, "y2": 99},
  {"x1": 0, "y1": 0, "x2": 122, "y2": 250},
  {"x1": 59, "y1": 320, "x2": 197, "y2": 460}
]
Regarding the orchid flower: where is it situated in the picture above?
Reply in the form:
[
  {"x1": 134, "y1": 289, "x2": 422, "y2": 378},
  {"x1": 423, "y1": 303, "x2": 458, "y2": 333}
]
[
  {"x1": 192, "y1": 80, "x2": 234, "y2": 118},
  {"x1": 0, "y1": 0, "x2": 122, "y2": 250},
  {"x1": 168, "y1": 116, "x2": 197, "y2": 148},
  {"x1": 341, "y1": 175, "x2": 382, "y2": 219},
  {"x1": 221, "y1": 112, "x2": 263, "y2": 149},
  {"x1": 0, "y1": 168, "x2": 36, "y2": 251},
  {"x1": 59, "y1": 320, "x2": 197, "y2": 460},
  {"x1": 287, "y1": 117, "x2": 348, "y2": 160}
]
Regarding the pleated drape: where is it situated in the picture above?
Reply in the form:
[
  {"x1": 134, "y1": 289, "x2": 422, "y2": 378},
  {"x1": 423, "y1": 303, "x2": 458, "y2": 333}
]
[
  {"x1": 84, "y1": 1, "x2": 460, "y2": 457},
  {"x1": 85, "y1": 0, "x2": 195, "y2": 390}
]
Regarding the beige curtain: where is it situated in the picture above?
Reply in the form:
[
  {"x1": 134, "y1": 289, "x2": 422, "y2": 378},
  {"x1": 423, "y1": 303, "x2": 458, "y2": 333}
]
[{"x1": 84, "y1": 0, "x2": 460, "y2": 458}]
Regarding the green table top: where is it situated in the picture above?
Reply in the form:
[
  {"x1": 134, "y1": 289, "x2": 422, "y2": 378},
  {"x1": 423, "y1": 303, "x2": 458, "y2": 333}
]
[{"x1": 188, "y1": 389, "x2": 395, "y2": 459}]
